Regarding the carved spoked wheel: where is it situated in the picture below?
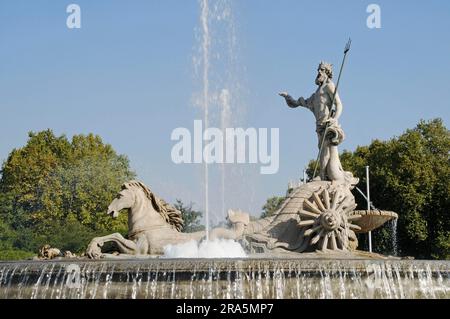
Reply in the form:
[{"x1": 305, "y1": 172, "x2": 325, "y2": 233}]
[{"x1": 298, "y1": 187, "x2": 361, "y2": 251}]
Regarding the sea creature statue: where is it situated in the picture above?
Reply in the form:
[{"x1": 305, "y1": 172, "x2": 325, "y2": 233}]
[
  {"x1": 210, "y1": 180, "x2": 359, "y2": 253},
  {"x1": 86, "y1": 181, "x2": 205, "y2": 259},
  {"x1": 38, "y1": 245, "x2": 62, "y2": 260},
  {"x1": 210, "y1": 180, "x2": 397, "y2": 253}
]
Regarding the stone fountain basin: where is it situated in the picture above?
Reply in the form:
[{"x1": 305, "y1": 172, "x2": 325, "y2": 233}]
[
  {"x1": 0, "y1": 258, "x2": 448, "y2": 299},
  {"x1": 351, "y1": 210, "x2": 398, "y2": 233}
]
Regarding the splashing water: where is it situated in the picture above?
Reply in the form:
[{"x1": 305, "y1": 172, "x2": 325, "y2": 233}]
[
  {"x1": 219, "y1": 88, "x2": 231, "y2": 219},
  {"x1": 163, "y1": 239, "x2": 247, "y2": 258},
  {"x1": 391, "y1": 219, "x2": 398, "y2": 256},
  {"x1": 200, "y1": 0, "x2": 211, "y2": 240},
  {"x1": 1, "y1": 260, "x2": 448, "y2": 299},
  {"x1": 194, "y1": 0, "x2": 250, "y2": 233}
]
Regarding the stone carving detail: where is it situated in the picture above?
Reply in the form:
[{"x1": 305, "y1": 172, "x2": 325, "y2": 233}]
[
  {"x1": 36, "y1": 245, "x2": 78, "y2": 260},
  {"x1": 297, "y1": 187, "x2": 360, "y2": 251},
  {"x1": 210, "y1": 180, "x2": 397, "y2": 254},
  {"x1": 211, "y1": 180, "x2": 360, "y2": 253},
  {"x1": 38, "y1": 245, "x2": 62, "y2": 260},
  {"x1": 351, "y1": 210, "x2": 398, "y2": 233},
  {"x1": 209, "y1": 209, "x2": 249, "y2": 241}
]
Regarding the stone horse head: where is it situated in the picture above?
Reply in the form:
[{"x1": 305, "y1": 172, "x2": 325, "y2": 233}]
[{"x1": 107, "y1": 180, "x2": 183, "y2": 232}]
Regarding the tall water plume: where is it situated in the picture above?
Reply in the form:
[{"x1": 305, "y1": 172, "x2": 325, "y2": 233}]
[
  {"x1": 199, "y1": 0, "x2": 210, "y2": 239},
  {"x1": 194, "y1": 0, "x2": 250, "y2": 233}
]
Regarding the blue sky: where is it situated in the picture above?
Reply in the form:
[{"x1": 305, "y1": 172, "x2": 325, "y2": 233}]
[{"x1": 0, "y1": 1, "x2": 449, "y2": 224}]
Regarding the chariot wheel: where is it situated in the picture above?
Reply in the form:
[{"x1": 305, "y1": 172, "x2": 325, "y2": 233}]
[{"x1": 298, "y1": 187, "x2": 361, "y2": 251}]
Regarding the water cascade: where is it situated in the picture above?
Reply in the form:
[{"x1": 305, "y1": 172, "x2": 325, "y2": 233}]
[
  {"x1": 0, "y1": 259, "x2": 448, "y2": 299},
  {"x1": 390, "y1": 219, "x2": 398, "y2": 256}
]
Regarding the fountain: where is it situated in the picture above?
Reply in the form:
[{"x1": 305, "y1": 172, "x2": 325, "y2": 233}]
[
  {"x1": 1, "y1": 67, "x2": 448, "y2": 298},
  {"x1": 0, "y1": 259, "x2": 448, "y2": 299},
  {"x1": 194, "y1": 0, "x2": 249, "y2": 230},
  {"x1": 0, "y1": 1, "x2": 449, "y2": 300}
]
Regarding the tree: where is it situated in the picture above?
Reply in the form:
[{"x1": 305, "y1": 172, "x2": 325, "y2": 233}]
[
  {"x1": 0, "y1": 129, "x2": 135, "y2": 256},
  {"x1": 261, "y1": 196, "x2": 285, "y2": 218},
  {"x1": 307, "y1": 119, "x2": 449, "y2": 259},
  {"x1": 174, "y1": 199, "x2": 205, "y2": 233}
]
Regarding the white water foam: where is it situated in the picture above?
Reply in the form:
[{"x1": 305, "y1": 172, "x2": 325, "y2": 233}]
[{"x1": 163, "y1": 239, "x2": 246, "y2": 258}]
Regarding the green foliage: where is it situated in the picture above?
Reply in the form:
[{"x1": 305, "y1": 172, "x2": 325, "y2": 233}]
[
  {"x1": 0, "y1": 218, "x2": 15, "y2": 250},
  {"x1": 261, "y1": 196, "x2": 285, "y2": 218},
  {"x1": 174, "y1": 199, "x2": 205, "y2": 233},
  {"x1": 334, "y1": 119, "x2": 449, "y2": 259},
  {"x1": 0, "y1": 129, "x2": 135, "y2": 260},
  {"x1": 46, "y1": 220, "x2": 110, "y2": 253},
  {"x1": 305, "y1": 161, "x2": 316, "y2": 182},
  {"x1": 0, "y1": 249, "x2": 34, "y2": 261},
  {"x1": 0, "y1": 216, "x2": 35, "y2": 260}
]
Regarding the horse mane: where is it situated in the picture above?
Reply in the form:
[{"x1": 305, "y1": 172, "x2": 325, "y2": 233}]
[{"x1": 121, "y1": 180, "x2": 184, "y2": 232}]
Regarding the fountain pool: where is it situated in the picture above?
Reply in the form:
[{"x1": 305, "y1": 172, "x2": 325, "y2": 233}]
[{"x1": 1, "y1": 258, "x2": 448, "y2": 299}]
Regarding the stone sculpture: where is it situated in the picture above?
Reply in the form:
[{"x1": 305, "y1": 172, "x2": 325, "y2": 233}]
[
  {"x1": 210, "y1": 181, "x2": 360, "y2": 253},
  {"x1": 36, "y1": 245, "x2": 78, "y2": 260},
  {"x1": 279, "y1": 62, "x2": 357, "y2": 184},
  {"x1": 38, "y1": 245, "x2": 62, "y2": 260},
  {"x1": 84, "y1": 178, "x2": 396, "y2": 257},
  {"x1": 86, "y1": 181, "x2": 205, "y2": 259},
  {"x1": 204, "y1": 61, "x2": 397, "y2": 254},
  {"x1": 84, "y1": 60, "x2": 397, "y2": 258}
]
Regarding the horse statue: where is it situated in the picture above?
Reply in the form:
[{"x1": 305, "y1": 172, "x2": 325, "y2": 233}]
[{"x1": 86, "y1": 180, "x2": 205, "y2": 259}]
